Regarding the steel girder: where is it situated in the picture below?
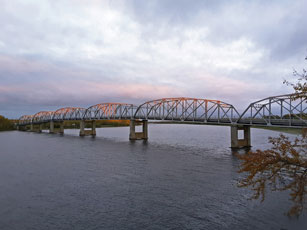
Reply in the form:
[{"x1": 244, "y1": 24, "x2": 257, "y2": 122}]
[
  {"x1": 83, "y1": 103, "x2": 136, "y2": 120},
  {"x1": 53, "y1": 107, "x2": 86, "y2": 121},
  {"x1": 237, "y1": 93, "x2": 307, "y2": 127},
  {"x1": 134, "y1": 97, "x2": 240, "y2": 123}
]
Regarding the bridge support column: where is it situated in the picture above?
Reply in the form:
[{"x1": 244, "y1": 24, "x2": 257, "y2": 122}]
[
  {"x1": 18, "y1": 125, "x2": 26, "y2": 131},
  {"x1": 129, "y1": 119, "x2": 135, "y2": 139},
  {"x1": 79, "y1": 120, "x2": 96, "y2": 136},
  {"x1": 231, "y1": 125, "x2": 251, "y2": 148},
  {"x1": 129, "y1": 119, "x2": 148, "y2": 140},
  {"x1": 49, "y1": 121, "x2": 54, "y2": 133},
  {"x1": 38, "y1": 124, "x2": 43, "y2": 133},
  {"x1": 80, "y1": 120, "x2": 85, "y2": 136},
  {"x1": 92, "y1": 120, "x2": 96, "y2": 136},
  {"x1": 30, "y1": 124, "x2": 34, "y2": 132},
  {"x1": 59, "y1": 122, "x2": 64, "y2": 134},
  {"x1": 142, "y1": 120, "x2": 148, "y2": 139}
]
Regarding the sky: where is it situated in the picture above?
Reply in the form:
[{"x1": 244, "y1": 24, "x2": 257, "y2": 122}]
[{"x1": 0, "y1": 0, "x2": 306, "y2": 118}]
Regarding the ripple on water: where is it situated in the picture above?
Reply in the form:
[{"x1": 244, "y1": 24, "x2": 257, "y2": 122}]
[{"x1": 0, "y1": 125, "x2": 306, "y2": 230}]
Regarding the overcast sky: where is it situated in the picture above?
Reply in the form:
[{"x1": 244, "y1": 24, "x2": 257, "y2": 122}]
[{"x1": 0, "y1": 0, "x2": 306, "y2": 118}]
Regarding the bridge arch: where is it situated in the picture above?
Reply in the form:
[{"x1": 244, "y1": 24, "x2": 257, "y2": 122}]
[
  {"x1": 83, "y1": 103, "x2": 136, "y2": 120},
  {"x1": 133, "y1": 97, "x2": 240, "y2": 123},
  {"x1": 32, "y1": 111, "x2": 54, "y2": 124},
  {"x1": 237, "y1": 93, "x2": 307, "y2": 127},
  {"x1": 52, "y1": 107, "x2": 86, "y2": 121}
]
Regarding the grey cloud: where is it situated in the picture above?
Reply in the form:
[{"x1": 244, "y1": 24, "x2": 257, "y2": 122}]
[
  {"x1": 0, "y1": 0, "x2": 306, "y2": 117},
  {"x1": 129, "y1": 0, "x2": 223, "y2": 25},
  {"x1": 128, "y1": 0, "x2": 307, "y2": 61}
]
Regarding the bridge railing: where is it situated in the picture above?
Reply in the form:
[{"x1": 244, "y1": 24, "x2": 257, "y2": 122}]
[
  {"x1": 237, "y1": 93, "x2": 307, "y2": 127},
  {"x1": 133, "y1": 97, "x2": 240, "y2": 123}
]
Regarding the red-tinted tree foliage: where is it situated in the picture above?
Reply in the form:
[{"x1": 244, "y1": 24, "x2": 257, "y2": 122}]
[
  {"x1": 237, "y1": 133, "x2": 307, "y2": 216},
  {"x1": 238, "y1": 56, "x2": 307, "y2": 216}
]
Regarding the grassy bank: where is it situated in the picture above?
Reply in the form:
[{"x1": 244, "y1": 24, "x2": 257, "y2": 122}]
[
  {"x1": 252, "y1": 126, "x2": 303, "y2": 135},
  {"x1": 65, "y1": 120, "x2": 131, "y2": 128},
  {"x1": 148, "y1": 121, "x2": 304, "y2": 135}
]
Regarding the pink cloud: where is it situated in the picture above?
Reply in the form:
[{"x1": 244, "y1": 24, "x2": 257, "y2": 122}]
[
  {"x1": 84, "y1": 82, "x2": 183, "y2": 100},
  {"x1": 0, "y1": 80, "x2": 184, "y2": 106}
]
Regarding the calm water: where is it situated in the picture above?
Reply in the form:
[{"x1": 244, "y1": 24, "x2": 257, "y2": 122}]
[{"x1": 0, "y1": 124, "x2": 306, "y2": 230}]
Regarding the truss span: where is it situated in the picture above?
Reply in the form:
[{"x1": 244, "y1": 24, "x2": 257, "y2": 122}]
[
  {"x1": 83, "y1": 103, "x2": 136, "y2": 120},
  {"x1": 237, "y1": 93, "x2": 307, "y2": 127},
  {"x1": 53, "y1": 107, "x2": 86, "y2": 121},
  {"x1": 134, "y1": 97, "x2": 240, "y2": 123},
  {"x1": 19, "y1": 115, "x2": 34, "y2": 125},
  {"x1": 18, "y1": 94, "x2": 306, "y2": 128},
  {"x1": 32, "y1": 111, "x2": 54, "y2": 124}
]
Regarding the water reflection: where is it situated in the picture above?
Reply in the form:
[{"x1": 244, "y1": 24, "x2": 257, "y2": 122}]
[{"x1": 230, "y1": 147, "x2": 251, "y2": 155}]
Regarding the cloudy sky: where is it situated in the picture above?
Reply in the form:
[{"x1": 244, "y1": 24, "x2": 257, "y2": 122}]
[{"x1": 0, "y1": 0, "x2": 306, "y2": 118}]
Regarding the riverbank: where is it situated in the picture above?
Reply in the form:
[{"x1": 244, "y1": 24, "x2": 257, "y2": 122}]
[
  {"x1": 252, "y1": 126, "x2": 303, "y2": 135},
  {"x1": 62, "y1": 120, "x2": 131, "y2": 129},
  {"x1": 148, "y1": 121, "x2": 304, "y2": 135}
]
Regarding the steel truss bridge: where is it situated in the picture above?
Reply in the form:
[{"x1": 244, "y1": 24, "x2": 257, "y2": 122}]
[{"x1": 18, "y1": 93, "x2": 307, "y2": 148}]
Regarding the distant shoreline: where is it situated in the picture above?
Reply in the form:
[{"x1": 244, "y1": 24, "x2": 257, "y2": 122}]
[{"x1": 148, "y1": 121, "x2": 303, "y2": 135}]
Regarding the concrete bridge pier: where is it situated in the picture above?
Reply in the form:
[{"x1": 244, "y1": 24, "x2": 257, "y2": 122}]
[
  {"x1": 49, "y1": 121, "x2": 64, "y2": 134},
  {"x1": 80, "y1": 120, "x2": 85, "y2": 136},
  {"x1": 59, "y1": 122, "x2": 64, "y2": 134},
  {"x1": 38, "y1": 124, "x2": 43, "y2": 133},
  {"x1": 49, "y1": 121, "x2": 54, "y2": 133},
  {"x1": 31, "y1": 124, "x2": 42, "y2": 132},
  {"x1": 91, "y1": 120, "x2": 96, "y2": 136},
  {"x1": 79, "y1": 120, "x2": 96, "y2": 136},
  {"x1": 17, "y1": 125, "x2": 26, "y2": 131},
  {"x1": 231, "y1": 125, "x2": 251, "y2": 148},
  {"x1": 129, "y1": 119, "x2": 148, "y2": 140},
  {"x1": 32, "y1": 123, "x2": 43, "y2": 133}
]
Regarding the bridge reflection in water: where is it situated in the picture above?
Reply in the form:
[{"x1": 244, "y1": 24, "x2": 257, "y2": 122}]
[{"x1": 18, "y1": 93, "x2": 307, "y2": 148}]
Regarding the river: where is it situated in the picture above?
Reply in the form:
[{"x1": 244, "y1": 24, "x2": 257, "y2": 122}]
[{"x1": 0, "y1": 124, "x2": 306, "y2": 229}]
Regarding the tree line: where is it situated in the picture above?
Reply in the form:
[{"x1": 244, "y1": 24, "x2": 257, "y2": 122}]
[{"x1": 0, "y1": 115, "x2": 15, "y2": 131}]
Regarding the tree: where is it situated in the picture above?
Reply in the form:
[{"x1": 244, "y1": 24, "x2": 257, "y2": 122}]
[
  {"x1": 0, "y1": 115, "x2": 15, "y2": 131},
  {"x1": 238, "y1": 133, "x2": 307, "y2": 216},
  {"x1": 283, "y1": 56, "x2": 307, "y2": 99},
  {"x1": 237, "y1": 57, "x2": 307, "y2": 217}
]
